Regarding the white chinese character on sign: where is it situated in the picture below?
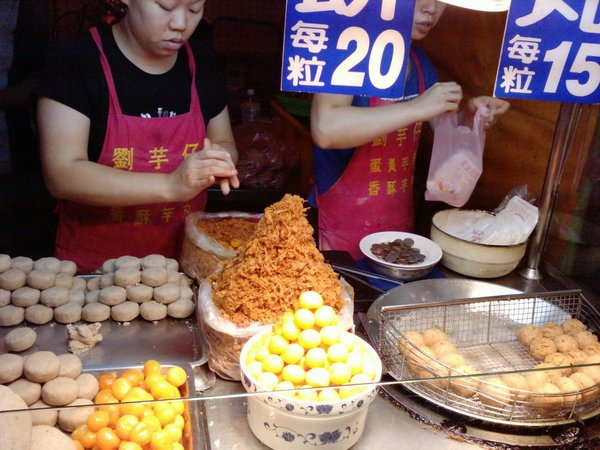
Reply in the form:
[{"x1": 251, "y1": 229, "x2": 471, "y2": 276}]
[
  {"x1": 295, "y1": 0, "x2": 396, "y2": 20},
  {"x1": 507, "y1": 35, "x2": 542, "y2": 64},
  {"x1": 291, "y1": 21, "x2": 329, "y2": 53},
  {"x1": 516, "y1": 0, "x2": 578, "y2": 27},
  {"x1": 500, "y1": 65, "x2": 536, "y2": 94},
  {"x1": 287, "y1": 55, "x2": 326, "y2": 87}
]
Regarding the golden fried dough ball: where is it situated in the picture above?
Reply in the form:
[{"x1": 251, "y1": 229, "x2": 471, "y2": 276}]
[
  {"x1": 517, "y1": 324, "x2": 540, "y2": 347},
  {"x1": 529, "y1": 337, "x2": 557, "y2": 360},
  {"x1": 421, "y1": 328, "x2": 448, "y2": 347},
  {"x1": 562, "y1": 318, "x2": 587, "y2": 335},
  {"x1": 539, "y1": 322, "x2": 563, "y2": 340},
  {"x1": 554, "y1": 334, "x2": 579, "y2": 353}
]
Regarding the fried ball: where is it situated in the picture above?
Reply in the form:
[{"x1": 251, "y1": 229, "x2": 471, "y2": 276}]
[
  {"x1": 449, "y1": 365, "x2": 480, "y2": 398},
  {"x1": 569, "y1": 372, "x2": 599, "y2": 403},
  {"x1": 554, "y1": 376, "x2": 582, "y2": 407},
  {"x1": 501, "y1": 373, "x2": 531, "y2": 400},
  {"x1": 421, "y1": 328, "x2": 448, "y2": 347},
  {"x1": 529, "y1": 337, "x2": 557, "y2": 360},
  {"x1": 539, "y1": 322, "x2": 563, "y2": 340},
  {"x1": 544, "y1": 352, "x2": 573, "y2": 376},
  {"x1": 529, "y1": 382, "x2": 563, "y2": 411},
  {"x1": 397, "y1": 331, "x2": 425, "y2": 355},
  {"x1": 517, "y1": 324, "x2": 540, "y2": 347},
  {"x1": 562, "y1": 318, "x2": 588, "y2": 336},
  {"x1": 478, "y1": 377, "x2": 514, "y2": 409},
  {"x1": 431, "y1": 341, "x2": 458, "y2": 359}
]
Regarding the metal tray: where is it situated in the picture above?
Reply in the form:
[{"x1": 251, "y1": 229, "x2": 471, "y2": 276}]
[{"x1": 379, "y1": 289, "x2": 600, "y2": 427}]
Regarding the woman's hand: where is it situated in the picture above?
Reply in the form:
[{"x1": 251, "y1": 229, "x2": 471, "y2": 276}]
[
  {"x1": 171, "y1": 138, "x2": 238, "y2": 201},
  {"x1": 468, "y1": 96, "x2": 510, "y2": 129},
  {"x1": 415, "y1": 81, "x2": 463, "y2": 119}
]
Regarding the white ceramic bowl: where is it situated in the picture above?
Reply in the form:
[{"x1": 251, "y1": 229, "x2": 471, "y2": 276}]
[
  {"x1": 359, "y1": 231, "x2": 443, "y2": 281},
  {"x1": 240, "y1": 331, "x2": 382, "y2": 450},
  {"x1": 430, "y1": 209, "x2": 528, "y2": 278}
]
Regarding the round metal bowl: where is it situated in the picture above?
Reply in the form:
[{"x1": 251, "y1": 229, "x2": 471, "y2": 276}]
[
  {"x1": 430, "y1": 209, "x2": 528, "y2": 279},
  {"x1": 359, "y1": 231, "x2": 442, "y2": 281}
]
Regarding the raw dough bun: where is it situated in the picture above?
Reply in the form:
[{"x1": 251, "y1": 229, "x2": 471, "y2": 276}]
[
  {"x1": 99, "y1": 273, "x2": 114, "y2": 288},
  {"x1": 24, "y1": 351, "x2": 61, "y2": 383},
  {"x1": 140, "y1": 301, "x2": 168, "y2": 321},
  {"x1": 31, "y1": 424, "x2": 76, "y2": 450},
  {"x1": 421, "y1": 328, "x2": 448, "y2": 347},
  {"x1": 0, "y1": 304, "x2": 24, "y2": 326},
  {"x1": 102, "y1": 258, "x2": 116, "y2": 273},
  {"x1": 5, "y1": 327, "x2": 37, "y2": 352},
  {"x1": 449, "y1": 365, "x2": 480, "y2": 398},
  {"x1": 85, "y1": 289, "x2": 100, "y2": 304},
  {"x1": 167, "y1": 298, "x2": 195, "y2": 319},
  {"x1": 517, "y1": 325, "x2": 540, "y2": 346},
  {"x1": 554, "y1": 334, "x2": 579, "y2": 353},
  {"x1": 8, "y1": 378, "x2": 42, "y2": 405},
  {"x1": 41, "y1": 376, "x2": 79, "y2": 406},
  {"x1": 574, "y1": 330, "x2": 599, "y2": 349},
  {"x1": 111, "y1": 301, "x2": 140, "y2": 322},
  {"x1": 54, "y1": 273, "x2": 74, "y2": 289},
  {"x1": 59, "y1": 260, "x2": 78, "y2": 276},
  {"x1": 0, "y1": 253, "x2": 11, "y2": 272},
  {"x1": 179, "y1": 273, "x2": 193, "y2": 286},
  {"x1": 167, "y1": 270, "x2": 181, "y2": 284},
  {"x1": 544, "y1": 352, "x2": 573, "y2": 376},
  {"x1": 113, "y1": 267, "x2": 141, "y2": 288},
  {"x1": 562, "y1": 318, "x2": 588, "y2": 335},
  {"x1": 11, "y1": 286, "x2": 41, "y2": 307},
  {"x1": 569, "y1": 372, "x2": 599, "y2": 403},
  {"x1": 529, "y1": 337, "x2": 557, "y2": 360},
  {"x1": 126, "y1": 283, "x2": 154, "y2": 303},
  {"x1": 554, "y1": 376, "x2": 582, "y2": 407},
  {"x1": 115, "y1": 255, "x2": 141, "y2": 270},
  {"x1": 0, "y1": 353, "x2": 24, "y2": 383},
  {"x1": 539, "y1": 322, "x2": 563, "y2": 340},
  {"x1": 478, "y1": 377, "x2": 514, "y2": 408},
  {"x1": 29, "y1": 400, "x2": 58, "y2": 426},
  {"x1": 86, "y1": 276, "x2": 101, "y2": 291},
  {"x1": 166, "y1": 258, "x2": 179, "y2": 271},
  {"x1": 179, "y1": 284, "x2": 194, "y2": 301},
  {"x1": 153, "y1": 283, "x2": 180, "y2": 304},
  {"x1": 34, "y1": 257, "x2": 61, "y2": 274},
  {"x1": 11, "y1": 255, "x2": 34, "y2": 273},
  {"x1": 40, "y1": 286, "x2": 69, "y2": 307},
  {"x1": 25, "y1": 304, "x2": 54, "y2": 325},
  {"x1": 99, "y1": 285, "x2": 127, "y2": 306},
  {"x1": 142, "y1": 254, "x2": 167, "y2": 269},
  {"x1": 53, "y1": 302, "x2": 82, "y2": 324},
  {"x1": 71, "y1": 276, "x2": 87, "y2": 292},
  {"x1": 500, "y1": 373, "x2": 530, "y2": 399},
  {"x1": 431, "y1": 341, "x2": 458, "y2": 359},
  {"x1": 68, "y1": 289, "x2": 85, "y2": 305},
  {"x1": 57, "y1": 398, "x2": 94, "y2": 432},
  {"x1": 0, "y1": 384, "x2": 32, "y2": 450},
  {"x1": 438, "y1": 352, "x2": 466, "y2": 369},
  {"x1": 0, "y1": 288, "x2": 10, "y2": 306},
  {"x1": 141, "y1": 267, "x2": 168, "y2": 287},
  {"x1": 0, "y1": 268, "x2": 27, "y2": 290},
  {"x1": 75, "y1": 373, "x2": 100, "y2": 400},
  {"x1": 58, "y1": 354, "x2": 83, "y2": 379},
  {"x1": 82, "y1": 302, "x2": 111, "y2": 322},
  {"x1": 26, "y1": 269, "x2": 56, "y2": 290},
  {"x1": 529, "y1": 382, "x2": 564, "y2": 411}
]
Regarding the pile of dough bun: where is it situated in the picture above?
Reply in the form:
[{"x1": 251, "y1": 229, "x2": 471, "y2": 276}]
[
  {"x1": 0, "y1": 253, "x2": 195, "y2": 326},
  {"x1": 0, "y1": 349, "x2": 99, "y2": 450},
  {"x1": 398, "y1": 319, "x2": 600, "y2": 414}
]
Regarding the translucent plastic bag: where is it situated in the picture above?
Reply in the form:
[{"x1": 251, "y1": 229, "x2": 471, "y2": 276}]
[{"x1": 425, "y1": 107, "x2": 487, "y2": 207}]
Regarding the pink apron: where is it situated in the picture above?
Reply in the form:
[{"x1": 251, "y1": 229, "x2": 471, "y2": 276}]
[
  {"x1": 55, "y1": 27, "x2": 207, "y2": 272},
  {"x1": 317, "y1": 50, "x2": 425, "y2": 259}
]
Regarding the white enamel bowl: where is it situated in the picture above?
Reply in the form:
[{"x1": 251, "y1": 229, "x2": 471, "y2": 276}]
[
  {"x1": 359, "y1": 231, "x2": 443, "y2": 281},
  {"x1": 240, "y1": 331, "x2": 382, "y2": 450}
]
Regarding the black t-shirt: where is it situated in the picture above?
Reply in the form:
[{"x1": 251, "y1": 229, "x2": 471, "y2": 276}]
[{"x1": 38, "y1": 25, "x2": 229, "y2": 161}]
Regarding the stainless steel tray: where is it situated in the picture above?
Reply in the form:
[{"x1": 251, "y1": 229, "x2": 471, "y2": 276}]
[{"x1": 379, "y1": 289, "x2": 600, "y2": 427}]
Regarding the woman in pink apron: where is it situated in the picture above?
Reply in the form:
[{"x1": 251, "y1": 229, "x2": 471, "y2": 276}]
[
  {"x1": 37, "y1": 1, "x2": 238, "y2": 273},
  {"x1": 310, "y1": 0, "x2": 510, "y2": 259}
]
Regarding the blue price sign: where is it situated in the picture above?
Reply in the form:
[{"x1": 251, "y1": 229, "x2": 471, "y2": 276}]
[
  {"x1": 494, "y1": 0, "x2": 600, "y2": 103},
  {"x1": 281, "y1": 0, "x2": 415, "y2": 97}
]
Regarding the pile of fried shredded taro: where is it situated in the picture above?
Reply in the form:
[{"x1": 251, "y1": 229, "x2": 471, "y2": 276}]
[{"x1": 210, "y1": 194, "x2": 344, "y2": 325}]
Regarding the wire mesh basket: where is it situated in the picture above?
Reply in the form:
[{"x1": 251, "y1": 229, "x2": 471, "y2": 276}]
[{"x1": 378, "y1": 289, "x2": 600, "y2": 426}]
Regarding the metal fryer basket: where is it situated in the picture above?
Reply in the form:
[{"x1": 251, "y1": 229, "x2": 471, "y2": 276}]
[{"x1": 378, "y1": 289, "x2": 600, "y2": 427}]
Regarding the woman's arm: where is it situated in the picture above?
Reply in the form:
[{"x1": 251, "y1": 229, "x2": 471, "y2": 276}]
[
  {"x1": 311, "y1": 82, "x2": 463, "y2": 149},
  {"x1": 38, "y1": 98, "x2": 238, "y2": 206}
]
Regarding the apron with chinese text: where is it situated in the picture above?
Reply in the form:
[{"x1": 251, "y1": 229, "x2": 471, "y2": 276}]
[
  {"x1": 317, "y1": 50, "x2": 425, "y2": 259},
  {"x1": 55, "y1": 27, "x2": 206, "y2": 272}
]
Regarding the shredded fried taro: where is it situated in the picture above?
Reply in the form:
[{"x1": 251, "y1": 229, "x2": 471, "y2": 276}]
[{"x1": 210, "y1": 194, "x2": 344, "y2": 325}]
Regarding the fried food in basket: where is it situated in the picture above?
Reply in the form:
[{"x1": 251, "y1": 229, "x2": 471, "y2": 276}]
[{"x1": 209, "y1": 194, "x2": 344, "y2": 326}]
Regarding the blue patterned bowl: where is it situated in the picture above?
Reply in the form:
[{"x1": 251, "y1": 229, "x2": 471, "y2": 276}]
[{"x1": 240, "y1": 330, "x2": 382, "y2": 449}]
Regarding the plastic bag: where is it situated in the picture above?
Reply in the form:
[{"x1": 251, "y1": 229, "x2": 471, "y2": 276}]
[
  {"x1": 196, "y1": 277, "x2": 355, "y2": 381},
  {"x1": 425, "y1": 107, "x2": 487, "y2": 207}
]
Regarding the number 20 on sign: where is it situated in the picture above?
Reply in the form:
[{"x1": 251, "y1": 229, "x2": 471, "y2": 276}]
[{"x1": 495, "y1": 0, "x2": 600, "y2": 103}]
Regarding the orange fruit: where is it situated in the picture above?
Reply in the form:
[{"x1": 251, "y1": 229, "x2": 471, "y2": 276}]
[
  {"x1": 118, "y1": 442, "x2": 143, "y2": 450},
  {"x1": 73, "y1": 440, "x2": 85, "y2": 450},
  {"x1": 166, "y1": 367, "x2": 187, "y2": 388},
  {"x1": 115, "y1": 414, "x2": 139, "y2": 440},
  {"x1": 71, "y1": 424, "x2": 88, "y2": 441},
  {"x1": 121, "y1": 368, "x2": 144, "y2": 387},
  {"x1": 87, "y1": 410, "x2": 111, "y2": 432},
  {"x1": 143, "y1": 373, "x2": 165, "y2": 391},
  {"x1": 80, "y1": 429, "x2": 97, "y2": 449},
  {"x1": 163, "y1": 423, "x2": 183, "y2": 443},
  {"x1": 95, "y1": 389, "x2": 119, "y2": 405},
  {"x1": 111, "y1": 377, "x2": 133, "y2": 401},
  {"x1": 99, "y1": 403, "x2": 121, "y2": 427},
  {"x1": 129, "y1": 422, "x2": 153, "y2": 447},
  {"x1": 95, "y1": 426, "x2": 121, "y2": 450},
  {"x1": 143, "y1": 360, "x2": 162, "y2": 377},
  {"x1": 149, "y1": 430, "x2": 171, "y2": 450},
  {"x1": 99, "y1": 373, "x2": 118, "y2": 390}
]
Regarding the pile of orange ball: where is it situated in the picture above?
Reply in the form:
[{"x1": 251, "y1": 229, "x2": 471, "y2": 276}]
[{"x1": 71, "y1": 360, "x2": 188, "y2": 450}]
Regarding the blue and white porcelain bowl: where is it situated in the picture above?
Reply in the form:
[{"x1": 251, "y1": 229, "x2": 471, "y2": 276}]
[{"x1": 240, "y1": 330, "x2": 382, "y2": 450}]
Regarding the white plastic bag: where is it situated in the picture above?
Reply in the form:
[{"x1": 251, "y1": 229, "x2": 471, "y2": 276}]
[{"x1": 425, "y1": 107, "x2": 487, "y2": 207}]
